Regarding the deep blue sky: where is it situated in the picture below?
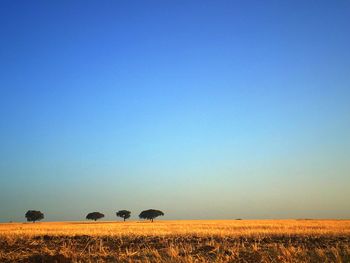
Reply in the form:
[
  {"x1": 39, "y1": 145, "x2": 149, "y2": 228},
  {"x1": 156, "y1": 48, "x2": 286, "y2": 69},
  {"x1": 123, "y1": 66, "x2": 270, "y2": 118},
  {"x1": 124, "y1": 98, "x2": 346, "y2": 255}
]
[{"x1": 1, "y1": 0, "x2": 349, "y2": 222}]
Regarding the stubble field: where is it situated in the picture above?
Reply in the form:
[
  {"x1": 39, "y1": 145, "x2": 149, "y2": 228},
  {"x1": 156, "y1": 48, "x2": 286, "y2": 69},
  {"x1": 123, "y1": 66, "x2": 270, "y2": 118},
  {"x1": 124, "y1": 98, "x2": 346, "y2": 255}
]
[{"x1": 0, "y1": 219, "x2": 349, "y2": 262}]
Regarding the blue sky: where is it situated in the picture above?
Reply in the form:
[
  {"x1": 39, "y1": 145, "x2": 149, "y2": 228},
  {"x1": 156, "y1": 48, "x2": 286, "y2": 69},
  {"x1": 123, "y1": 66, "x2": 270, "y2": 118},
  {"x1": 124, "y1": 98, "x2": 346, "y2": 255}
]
[{"x1": 0, "y1": 0, "x2": 349, "y2": 222}]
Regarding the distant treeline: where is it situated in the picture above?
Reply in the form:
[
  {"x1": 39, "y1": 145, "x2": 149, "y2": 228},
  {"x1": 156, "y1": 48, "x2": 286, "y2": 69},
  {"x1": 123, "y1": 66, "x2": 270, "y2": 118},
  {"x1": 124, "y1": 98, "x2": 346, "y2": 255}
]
[{"x1": 25, "y1": 209, "x2": 164, "y2": 223}]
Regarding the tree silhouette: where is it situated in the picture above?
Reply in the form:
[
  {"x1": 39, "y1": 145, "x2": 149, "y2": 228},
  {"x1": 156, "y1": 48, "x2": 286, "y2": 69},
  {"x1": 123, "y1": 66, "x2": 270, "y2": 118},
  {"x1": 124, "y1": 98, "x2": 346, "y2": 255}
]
[
  {"x1": 86, "y1": 212, "x2": 104, "y2": 221},
  {"x1": 25, "y1": 210, "x2": 44, "y2": 223},
  {"x1": 116, "y1": 210, "x2": 131, "y2": 222},
  {"x1": 139, "y1": 209, "x2": 164, "y2": 222}
]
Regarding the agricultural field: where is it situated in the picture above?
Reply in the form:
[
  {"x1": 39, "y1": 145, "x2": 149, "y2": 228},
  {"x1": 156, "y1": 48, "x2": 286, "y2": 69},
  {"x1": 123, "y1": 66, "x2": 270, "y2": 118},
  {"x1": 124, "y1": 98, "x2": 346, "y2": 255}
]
[{"x1": 0, "y1": 219, "x2": 349, "y2": 262}]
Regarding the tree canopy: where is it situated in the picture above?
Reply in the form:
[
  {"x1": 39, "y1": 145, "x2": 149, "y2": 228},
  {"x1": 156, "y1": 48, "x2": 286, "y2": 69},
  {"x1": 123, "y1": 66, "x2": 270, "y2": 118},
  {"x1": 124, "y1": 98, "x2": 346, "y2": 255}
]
[
  {"x1": 86, "y1": 212, "x2": 104, "y2": 221},
  {"x1": 25, "y1": 210, "x2": 44, "y2": 223},
  {"x1": 139, "y1": 209, "x2": 164, "y2": 222},
  {"x1": 116, "y1": 210, "x2": 131, "y2": 221}
]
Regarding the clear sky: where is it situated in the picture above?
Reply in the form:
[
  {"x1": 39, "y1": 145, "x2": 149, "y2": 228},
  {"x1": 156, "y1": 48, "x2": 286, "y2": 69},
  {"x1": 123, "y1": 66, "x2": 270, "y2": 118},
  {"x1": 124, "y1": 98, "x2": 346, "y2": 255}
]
[{"x1": 0, "y1": 0, "x2": 349, "y2": 222}]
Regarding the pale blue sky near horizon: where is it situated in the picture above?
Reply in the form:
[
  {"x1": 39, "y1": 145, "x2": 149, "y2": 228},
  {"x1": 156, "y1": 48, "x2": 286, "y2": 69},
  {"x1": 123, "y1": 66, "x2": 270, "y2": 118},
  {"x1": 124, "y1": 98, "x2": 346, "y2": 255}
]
[{"x1": 0, "y1": 0, "x2": 350, "y2": 222}]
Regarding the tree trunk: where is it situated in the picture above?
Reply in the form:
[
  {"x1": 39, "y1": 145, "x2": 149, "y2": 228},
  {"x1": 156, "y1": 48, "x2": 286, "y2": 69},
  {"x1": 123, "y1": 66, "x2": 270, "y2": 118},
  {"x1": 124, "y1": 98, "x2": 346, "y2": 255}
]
[
  {"x1": 151, "y1": 218, "x2": 153, "y2": 223},
  {"x1": 123, "y1": 218, "x2": 125, "y2": 222}
]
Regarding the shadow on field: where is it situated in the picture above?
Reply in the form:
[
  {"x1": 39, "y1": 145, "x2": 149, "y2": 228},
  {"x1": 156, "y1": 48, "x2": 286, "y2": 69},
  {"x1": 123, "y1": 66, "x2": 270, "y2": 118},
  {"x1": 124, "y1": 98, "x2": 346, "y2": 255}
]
[{"x1": 1, "y1": 235, "x2": 349, "y2": 262}]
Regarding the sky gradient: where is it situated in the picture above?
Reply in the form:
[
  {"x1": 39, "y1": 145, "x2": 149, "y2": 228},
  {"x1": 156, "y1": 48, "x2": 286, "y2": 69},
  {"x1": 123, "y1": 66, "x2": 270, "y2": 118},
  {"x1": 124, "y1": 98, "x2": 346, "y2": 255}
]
[{"x1": 1, "y1": 0, "x2": 350, "y2": 222}]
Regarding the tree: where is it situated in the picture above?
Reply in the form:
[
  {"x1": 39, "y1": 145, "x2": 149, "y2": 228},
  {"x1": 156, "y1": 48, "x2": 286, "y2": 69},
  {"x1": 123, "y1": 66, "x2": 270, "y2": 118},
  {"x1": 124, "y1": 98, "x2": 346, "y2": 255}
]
[
  {"x1": 116, "y1": 210, "x2": 131, "y2": 222},
  {"x1": 25, "y1": 210, "x2": 44, "y2": 223},
  {"x1": 86, "y1": 212, "x2": 104, "y2": 221},
  {"x1": 139, "y1": 209, "x2": 164, "y2": 222}
]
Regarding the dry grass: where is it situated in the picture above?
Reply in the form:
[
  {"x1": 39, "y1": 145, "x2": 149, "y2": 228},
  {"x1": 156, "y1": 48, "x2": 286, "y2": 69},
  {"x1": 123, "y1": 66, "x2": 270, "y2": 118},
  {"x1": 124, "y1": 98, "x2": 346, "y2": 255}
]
[{"x1": 0, "y1": 219, "x2": 349, "y2": 262}]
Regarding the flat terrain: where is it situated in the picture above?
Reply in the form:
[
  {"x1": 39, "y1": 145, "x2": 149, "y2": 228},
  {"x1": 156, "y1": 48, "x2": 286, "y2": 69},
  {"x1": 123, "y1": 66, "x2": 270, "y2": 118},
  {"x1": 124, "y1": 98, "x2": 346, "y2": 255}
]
[{"x1": 0, "y1": 220, "x2": 349, "y2": 262}]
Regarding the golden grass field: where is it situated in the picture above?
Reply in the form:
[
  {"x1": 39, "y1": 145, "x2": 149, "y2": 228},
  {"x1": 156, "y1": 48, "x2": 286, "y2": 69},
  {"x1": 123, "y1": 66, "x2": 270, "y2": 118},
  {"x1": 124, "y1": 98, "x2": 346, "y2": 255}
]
[{"x1": 1, "y1": 219, "x2": 350, "y2": 262}]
